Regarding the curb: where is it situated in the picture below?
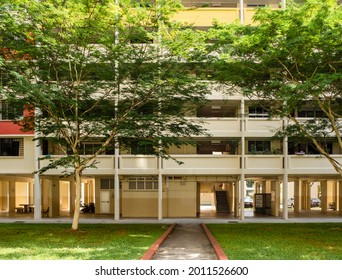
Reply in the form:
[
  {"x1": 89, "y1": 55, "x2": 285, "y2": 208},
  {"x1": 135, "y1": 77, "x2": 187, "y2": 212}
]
[
  {"x1": 201, "y1": 223, "x2": 228, "y2": 260},
  {"x1": 140, "y1": 223, "x2": 176, "y2": 260}
]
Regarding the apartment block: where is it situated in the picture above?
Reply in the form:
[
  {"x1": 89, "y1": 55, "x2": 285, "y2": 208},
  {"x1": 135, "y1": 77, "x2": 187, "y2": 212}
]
[{"x1": 1, "y1": 0, "x2": 341, "y2": 220}]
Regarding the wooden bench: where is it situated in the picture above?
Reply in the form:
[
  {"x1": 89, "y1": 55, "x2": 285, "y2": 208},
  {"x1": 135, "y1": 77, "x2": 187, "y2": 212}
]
[{"x1": 15, "y1": 207, "x2": 24, "y2": 214}]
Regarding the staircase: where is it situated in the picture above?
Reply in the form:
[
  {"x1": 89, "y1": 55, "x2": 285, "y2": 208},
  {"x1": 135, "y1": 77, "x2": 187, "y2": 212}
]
[{"x1": 215, "y1": 191, "x2": 229, "y2": 213}]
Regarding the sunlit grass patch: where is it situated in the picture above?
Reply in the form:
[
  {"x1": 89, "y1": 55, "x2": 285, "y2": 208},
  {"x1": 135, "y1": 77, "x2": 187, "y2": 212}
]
[
  {"x1": 206, "y1": 223, "x2": 342, "y2": 260},
  {"x1": 0, "y1": 223, "x2": 168, "y2": 260}
]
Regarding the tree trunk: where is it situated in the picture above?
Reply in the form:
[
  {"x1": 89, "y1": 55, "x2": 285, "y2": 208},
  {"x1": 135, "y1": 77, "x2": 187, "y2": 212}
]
[{"x1": 71, "y1": 169, "x2": 82, "y2": 231}]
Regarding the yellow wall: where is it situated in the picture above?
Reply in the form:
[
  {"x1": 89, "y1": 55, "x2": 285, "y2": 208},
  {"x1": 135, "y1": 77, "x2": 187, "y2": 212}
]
[
  {"x1": 166, "y1": 180, "x2": 197, "y2": 217},
  {"x1": 60, "y1": 181, "x2": 70, "y2": 211},
  {"x1": 122, "y1": 190, "x2": 165, "y2": 217},
  {"x1": 15, "y1": 182, "x2": 28, "y2": 206},
  {"x1": 173, "y1": 8, "x2": 240, "y2": 26}
]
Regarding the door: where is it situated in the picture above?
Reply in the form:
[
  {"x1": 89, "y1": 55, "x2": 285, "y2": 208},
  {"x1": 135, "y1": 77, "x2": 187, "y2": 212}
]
[{"x1": 100, "y1": 190, "x2": 110, "y2": 213}]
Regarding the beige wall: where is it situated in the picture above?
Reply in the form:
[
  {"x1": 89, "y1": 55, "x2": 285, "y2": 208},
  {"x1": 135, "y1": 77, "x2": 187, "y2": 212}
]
[
  {"x1": 166, "y1": 180, "x2": 197, "y2": 217},
  {"x1": 60, "y1": 181, "x2": 70, "y2": 211},
  {"x1": 0, "y1": 181, "x2": 9, "y2": 211},
  {"x1": 122, "y1": 191, "x2": 164, "y2": 217},
  {"x1": 120, "y1": 178, "x2": 197, "y2": 218},
  {"x1": 15, "y1": 182, "x2": 28, "y2": 207}
]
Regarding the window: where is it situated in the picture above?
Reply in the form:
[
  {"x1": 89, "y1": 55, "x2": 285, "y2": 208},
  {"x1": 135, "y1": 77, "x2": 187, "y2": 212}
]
[
  {"x1": 100, "y1": 179, "x2": 114, "y2": 189},
  {"x1": 248, "y1": 140, "x2": 271, "y2": 154},
  {"x1": 0, "y1": 101, "x2": 23, "y2": 120},
  {"x1": 247, "y1": 4, "x2": 266, "y2": 8},
  {"x1": 0, "y1": 138, "x2": 24, "y2": 156},
  {"x1": 248, "y1": 106, "x2": 269, "y2": 118},
  {"x1": 197, "y1": 139, "x2": 239, "y2": 155},
  {"x1": 297, "y1": 110, "x2": 325, "y2": 118},
  {"x1": 128, "y1": 177, "x2": 158, "y2": 190},
  {"x1": 100, "y1": 179, "x2": 121, "y2": 189},
  {"x1": 130, "y1": 141, "x2": 154, "y2": 155},
  {"x1": 80, "y1": 142, "x2": 115, "y2": 155},
  {"x1": 288, "y1": 142, "x2": 333, "y2": 155}
]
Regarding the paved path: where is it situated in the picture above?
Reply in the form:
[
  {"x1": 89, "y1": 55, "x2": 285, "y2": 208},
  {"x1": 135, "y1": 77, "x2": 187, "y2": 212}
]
[{"x1": 152, "y1": 224, "x2": 218, "y2": 260}]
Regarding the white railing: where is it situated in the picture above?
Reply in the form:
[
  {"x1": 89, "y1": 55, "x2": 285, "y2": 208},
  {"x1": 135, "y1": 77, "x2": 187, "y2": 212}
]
[
  {"x1": 201, "y1": 118, "x2": 241, "y2": 137},
  {"x1": 7, "y1": 153, "x2": 342, "y2": 176},
  {"x1": 0, "y1": 157, "x2": 35, "y2": 174},
  {"x1": 119, "y1": 155, "x2": 158, "y2": 174},
  {"x1": 162, "y1": 155, "x2": 241, "y2": 175},
  {"x1": 39, "y1": 155, "x2": 115, "y2": 175},
  {"x1": 245, "y1": 118, "x2": 283, "y2": 136},
  {"x1": 288, "y1": 155, "x2": 342, "y2": 174},
  {"x1": 245, "y1": 155, "x2": 284, "y2": 174}
]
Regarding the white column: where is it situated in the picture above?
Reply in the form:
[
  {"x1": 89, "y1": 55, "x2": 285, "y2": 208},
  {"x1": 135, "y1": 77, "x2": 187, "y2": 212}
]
[
  {"x1": 34, "y1": 109, "x2": 42, "y2": 220},
  {"x1": 158, "y1": 156, "x2": 163, "y2": 220},
  {"x1": 114, "y1": 0, "x2": 120, "y2": 221},
  {"x1": 282, "y1": 125, "x2": 288, "y2": 219},
  {"x1": 114, "y1": 143, "x2": 120, "y2": 220},
  {"x1": 281, "y1": 0, "x2": 287, "y2": 9},
  {"x1": 294, "y1": 180, "x2": 302, "y2": 213},
  {"x1": 321, "y1": 180, "x2": 328, "y2": 213},
  {"x1": 239, "y1": 0, "x2": 244, "y2": 25},
  {"x1": 271, "y1": 181, "x2": 280, "y2": 217},
  {"x1": 240, "y1": 97, "x2": 245, "y2": 220},
  {"x1": 234, "y1": 181, "x2": 240, "y2": 218}
]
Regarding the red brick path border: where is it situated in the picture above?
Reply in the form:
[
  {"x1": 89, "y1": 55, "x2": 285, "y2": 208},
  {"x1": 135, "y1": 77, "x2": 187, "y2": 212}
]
[
  {"x1": 140, "y1": 223, "x2": 176, "y2": 260},
  {"x1": 201, "y1": 223, "x2": 229, "y2": 260}
]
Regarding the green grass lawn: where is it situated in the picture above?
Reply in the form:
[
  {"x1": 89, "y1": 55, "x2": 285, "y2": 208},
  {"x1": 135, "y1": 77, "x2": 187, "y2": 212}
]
[
  {"x1": 207, "y1": 223, "x2": 342, "y2": 260},
  {"x1": 0, "y1": 223, "x2": 168, "y2": 260}
]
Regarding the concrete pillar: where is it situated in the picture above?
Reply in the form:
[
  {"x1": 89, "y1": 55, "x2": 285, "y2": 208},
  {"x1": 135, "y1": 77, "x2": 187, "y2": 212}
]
[
  {"x1": 234, "y1": 181, "x2": 240, "y2": 218},
  {"x1": 271, "y1": 181, "x2": 280, "y2": 217},
  {"x1": 321, "y1": 180, "x2": 328, "y2": 213},
  {"x1": 0, "y1": 181, "x2": 7, "y2": 211},
  {"x1": 323, "y1": 180, "x2": 336, "y2": 211},
  {"x1": 240, "y1": 175, "x2": 245, "y2": 220},
  {"x1": 228, "y1": 182, "x2": 234, "y2": 214},
  {"x1": 69, "y1": 179, "x2": 76, "y2": 214},
  {"x1": 301, "y1": 181, "x2": 311, "y2": 210},
  {"x1": 294, "y1": 180, "x2": 302, "y2": 213},
  {"x1": 282, "y1": 174, "x2": 289, "y2": 220},
  {"x1": 50, "y1": 178, "x2": 60, "y2": 217},
  {"x1": 265, "y1": 181, "x2": 271, "y2": 193},
  {"x1": 9, "y1": 180, "x2": 16, "y2": 214},
  {"x1": 158, "y1": 157, "x2": 163, "y2": 220},
  {"x1": 329, "y1": 180, "x2": 338, "y2": 211}
]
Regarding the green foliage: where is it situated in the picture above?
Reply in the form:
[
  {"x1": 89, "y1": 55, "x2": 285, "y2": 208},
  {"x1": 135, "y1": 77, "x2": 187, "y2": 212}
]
[
  {"x1": 210, "y1": 0, "x2": 342, "y2": 174},
  {"x1": 1, "y1": 0, "x2": 208, "y2": 172},
  {"x1": 0, "y1": 0, "x2": 209, "y2": 229}
]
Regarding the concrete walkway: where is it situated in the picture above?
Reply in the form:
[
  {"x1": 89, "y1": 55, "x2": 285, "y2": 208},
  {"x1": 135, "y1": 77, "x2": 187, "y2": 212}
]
[{"x1": 151, "y1": 224, "x2": 218, "y2": 260}]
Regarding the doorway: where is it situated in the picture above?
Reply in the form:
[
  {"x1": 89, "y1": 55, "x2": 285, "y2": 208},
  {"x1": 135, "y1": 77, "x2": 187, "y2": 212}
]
[{"x1": 100, "y1": 190, "x2": 110, "y2": 213}]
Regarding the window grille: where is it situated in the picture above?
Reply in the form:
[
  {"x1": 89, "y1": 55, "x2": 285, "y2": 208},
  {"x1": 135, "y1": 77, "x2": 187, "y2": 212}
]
[{"x1": 128, "y1": 177, "x2": 158, "y2": 190}]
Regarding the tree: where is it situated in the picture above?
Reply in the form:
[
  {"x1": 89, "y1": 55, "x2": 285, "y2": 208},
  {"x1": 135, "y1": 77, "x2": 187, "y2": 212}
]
[
  {"x1": 209, "y1": 0, "x2": 342, "y2": 175},
  {"x1": 0, "y1": 0, "x2": 208, "y2": 230}
]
